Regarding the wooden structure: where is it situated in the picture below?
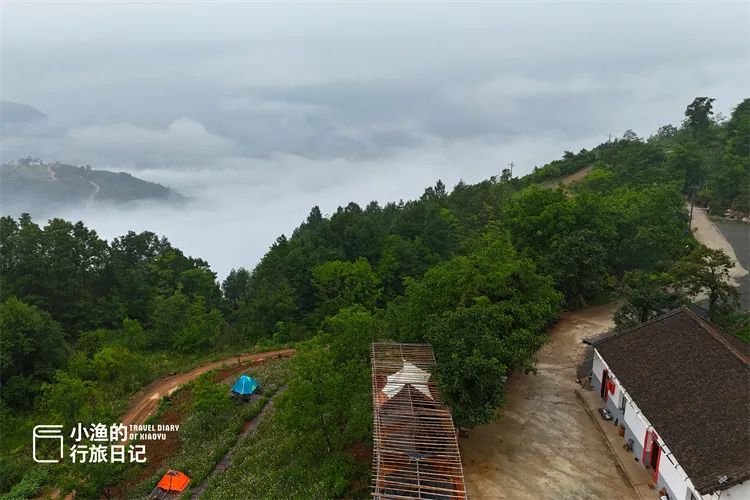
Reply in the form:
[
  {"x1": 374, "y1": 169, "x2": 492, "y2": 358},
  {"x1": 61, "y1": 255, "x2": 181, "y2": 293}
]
[{"x1": 371, "y1": 342, "x2": 467, "y2": 499}]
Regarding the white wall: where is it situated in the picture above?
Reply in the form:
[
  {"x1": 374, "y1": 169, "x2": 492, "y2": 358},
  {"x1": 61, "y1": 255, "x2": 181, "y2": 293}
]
[
  {"x1": 658, "y1": 452, "x2": 689, "y2": 500},
  {"x1": 618, "y1": 380, "x2": 648, "y2": 451},
  {"x1": 611, "y1": 377, "x2": 624, "y2": 409},
  {"x1": 592, "y1": 349, "x2": 605, "y2": 384},
  {"x1": 702, "y1": 481, "x2": 750, "y2": 500},
  {"x1": 593, "y1": 349, "x2": 625, "y2": 408},
  {"x1": 593, "y1": 349, "x2": 750, "y2": 500}
]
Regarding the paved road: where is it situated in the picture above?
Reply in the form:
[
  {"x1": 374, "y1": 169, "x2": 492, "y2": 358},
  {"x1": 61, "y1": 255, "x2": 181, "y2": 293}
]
[
  {"x1": 460, "y1": 303, "x2": 637, "y2": 499},
  {"x1": 713, "y1": 219, "x2": 750, "y2": 311}
]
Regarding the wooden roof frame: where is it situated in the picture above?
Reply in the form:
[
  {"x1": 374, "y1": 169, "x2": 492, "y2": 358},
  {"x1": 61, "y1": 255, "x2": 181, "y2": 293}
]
[{"x1": 371, "y1": 342, "x2": 467, "y2": 499}]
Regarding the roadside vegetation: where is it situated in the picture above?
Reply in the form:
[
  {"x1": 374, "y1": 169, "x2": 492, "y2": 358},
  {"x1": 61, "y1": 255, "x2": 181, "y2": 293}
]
[
  {"x1": 125, "y1": 357, "x2": 289, "y2": 499},
  {"x1": 1, "y1": 97, "x2": 747, "y2": 498}
]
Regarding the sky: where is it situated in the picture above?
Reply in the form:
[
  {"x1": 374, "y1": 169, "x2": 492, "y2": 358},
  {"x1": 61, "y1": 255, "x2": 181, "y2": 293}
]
[{"x1": 1, "y1": 2, "x2": 749, "y2": 278}]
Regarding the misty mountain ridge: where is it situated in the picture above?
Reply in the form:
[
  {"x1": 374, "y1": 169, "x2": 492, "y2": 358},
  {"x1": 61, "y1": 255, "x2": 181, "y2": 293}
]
[
  {"x1": 0, "y1": 158, "x2": 186, "y2": 214},
  {"x1": 0, "y1": 100, "x2": 47, "y2": 124}
]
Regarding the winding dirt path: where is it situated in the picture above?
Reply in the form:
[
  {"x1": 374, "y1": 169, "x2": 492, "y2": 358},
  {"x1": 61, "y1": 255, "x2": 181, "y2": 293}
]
[
  {"x1": 460, "y1": 204, "x2": 748, "y2": 498},
  {"x1": 460, "y1": 303, "x2": 637, "y2": 499},
  {"x1": 86, "y1": 180, "x2": 100, "y2": 206},
  {"x1": 541, "y1": 165, "x2": 593, "y2": 189},
  {"x1": 121, "y1": 349, "x2": 295, "y2": 428}
]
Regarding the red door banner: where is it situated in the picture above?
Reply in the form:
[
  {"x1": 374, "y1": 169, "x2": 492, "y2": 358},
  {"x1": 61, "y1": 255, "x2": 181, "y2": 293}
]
[
  {"x1": 606, "y1": 379, "x2": 616, "y2": 396},
  {"x1": 642, "y1": 429, "x2": 654, "y2": 464},
  {"x1": 642, "y1": 429, "x2": 661, "y2": 482}
]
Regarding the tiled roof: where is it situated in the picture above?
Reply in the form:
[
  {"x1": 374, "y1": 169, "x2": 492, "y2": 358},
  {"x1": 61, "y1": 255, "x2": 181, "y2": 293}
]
[{"x1": 593, "y1": 307, "x2": 750, "y2": 494}]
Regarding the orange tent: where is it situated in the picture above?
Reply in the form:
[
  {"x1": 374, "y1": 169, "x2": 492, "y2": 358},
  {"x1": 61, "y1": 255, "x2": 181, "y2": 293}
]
[{"x1": 156, "y1": 470, "x2": 190, "y2": 493}]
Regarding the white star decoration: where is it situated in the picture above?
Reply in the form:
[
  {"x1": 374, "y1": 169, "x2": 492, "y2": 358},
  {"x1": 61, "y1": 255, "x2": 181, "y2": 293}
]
[{"x1": 382, "y1": 361, "x2": 432, "y2": 399}]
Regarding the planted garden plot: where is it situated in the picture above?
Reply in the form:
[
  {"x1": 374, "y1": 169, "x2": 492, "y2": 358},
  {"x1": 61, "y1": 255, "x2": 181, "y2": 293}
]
[{"x1": 118, "y1": 357, "x2": 289, "y2": 498}]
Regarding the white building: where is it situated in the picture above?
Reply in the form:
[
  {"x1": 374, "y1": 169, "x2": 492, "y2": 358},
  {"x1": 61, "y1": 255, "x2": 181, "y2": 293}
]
[{"x1": 585, "y1": 307, "x2": 750, "y2": 500}]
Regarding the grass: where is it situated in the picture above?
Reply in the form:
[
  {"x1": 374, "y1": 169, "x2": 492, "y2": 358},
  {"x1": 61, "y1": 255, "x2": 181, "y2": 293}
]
[
  {"x1": 197, "y1": 406, "x2": 369, "y2": 500},
  {"x1": 0, "y1": 342, "x2": 296, "y2": 497},
  {"x1": 126, "y1": 357, "x2": 290, "y2": 498},
  {"x1": 197, "y1": 398, "x2": 370, "y2": 499}
]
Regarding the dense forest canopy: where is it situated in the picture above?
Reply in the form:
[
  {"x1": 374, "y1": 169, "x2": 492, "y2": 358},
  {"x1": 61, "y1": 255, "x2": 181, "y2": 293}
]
[{"x1": 1, "y1": 97, "x2": 748, "y2": 498}]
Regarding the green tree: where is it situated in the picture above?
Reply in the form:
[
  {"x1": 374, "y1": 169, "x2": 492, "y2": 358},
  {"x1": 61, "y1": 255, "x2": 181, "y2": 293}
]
[
  {"x1": 117, "y1": 318, "x2": 148, "y2": 351},
  {"x1": 671, "y1": 246, "x2": 739, "y2": 320},
  {"x1": 0, "y1": 298, "x2": 65, "y2": 380},
  {"x1": 222, "y1": 268, "x2": 251, "y2": 307},
  {"x1": 0, "y1": 298, "x2": 66, "y2": 408},
  {"x1": 548, "y1": 228, "x2": 610, "y2": 308},
  {"x1": 614, "y1": 271, "x2": 685, "y2": 329},
  {"x1": 666, "y1": 143, "x2": 705, "y2": 194},
  {"x1": 239, "y1": 277, "x2": 298, "y2": 339},
  {"x1": 311, "y1": 258, "x2": 382, "y2": 320},
  {"x1": 706, "y1": 99, "x2": 750, "y2": 211},
  {"x1": 684, "y1": 97, "x2": 716, "y2": 139},
  {"x1": 173, "y1": 297, "x2": 226, "y2": 352},
  {"x1": 192, "y1": 375, "x2": 232, "y2": 413},
  {"x1": 388, "y1": 229, "x2": 562, "y2": 427},
  {"x1": 376, "y1": 235, "x2": 433, "y2": 301},
  {"x1": 151, "y1": 289, "x2": 189, "y2": 348},
  {"x1": 40, "y1": 371, "x2": 102, "y2": 425},
  {"x1": 504, "y1": 187, "x2": 616, "y2": 306},
  {"x1": 91, "y1": 345, "x2": 151, "y2": 393},
  {"x1": 276, "y1": 340, "x2": 346, "y2": 453}
]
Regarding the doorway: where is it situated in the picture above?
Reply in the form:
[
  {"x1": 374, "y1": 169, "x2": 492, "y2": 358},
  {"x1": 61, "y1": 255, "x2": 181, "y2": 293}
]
[
  {"x1": 649, "y1": 438, "x2": 660, "y2": 480},
  {"x1": 600, "y1": 369, "x2": 609, "y2": 400}
]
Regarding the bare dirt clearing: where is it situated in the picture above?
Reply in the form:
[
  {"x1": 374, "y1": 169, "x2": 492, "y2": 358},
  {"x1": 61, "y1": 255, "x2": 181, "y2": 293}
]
[
  {"x1": 121, "y1": 348, "x2": 294, "y2": 428},
  {"x1": 460, "y1": 303, "x2": 637, "y2": 500},
  {"x1": 541, "y1": 165, "x2": 593, "y2": 189}
]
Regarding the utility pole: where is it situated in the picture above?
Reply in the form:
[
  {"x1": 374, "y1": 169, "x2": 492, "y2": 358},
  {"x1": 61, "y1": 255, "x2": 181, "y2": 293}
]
[
  {"x1": 689, "y1": 188, "x2": 696, "y2": 232},
  {"x1": 508, "y1": 162, "x2": 514, "y2": 179},
  {"x1": 688, "y1": 180, "x2": 706, "y2": 233}
]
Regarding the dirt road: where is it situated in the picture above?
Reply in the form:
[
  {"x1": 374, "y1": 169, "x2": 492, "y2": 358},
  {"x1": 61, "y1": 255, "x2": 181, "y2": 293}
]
[
  {"x1": 541, "y1": 165, "x2": 593, "y2": 189},
  {"x1": 86, "y1": 180, "x2": 100, "y2": 206},
  {"x1": 460, "y1": 303, "x2": 637, "y2": 499},
  {"x1": 120, "y1": 349, "x2": 295, "y2": 428},
  {"x1": 47, "y1": 165, "x2": 58, "y2": 181}
]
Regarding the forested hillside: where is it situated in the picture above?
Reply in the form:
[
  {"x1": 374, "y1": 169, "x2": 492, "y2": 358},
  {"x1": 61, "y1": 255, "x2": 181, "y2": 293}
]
[
  {"x1": 1, "y1": 97, "x2": 747, "y2": 498},
  {"x1": 1, "y1": 159, "x2": 185, "y2": 214}
]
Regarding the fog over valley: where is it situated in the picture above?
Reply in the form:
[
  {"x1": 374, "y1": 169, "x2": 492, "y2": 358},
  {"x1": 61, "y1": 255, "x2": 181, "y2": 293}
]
[{"x1": 2, "y1": 2, "x2": 748, "y2": 277}]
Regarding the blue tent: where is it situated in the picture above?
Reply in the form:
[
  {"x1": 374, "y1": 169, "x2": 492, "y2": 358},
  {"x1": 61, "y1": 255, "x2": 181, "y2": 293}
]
[{"x1": 231, "y1": 374, "x2": 259, "y2": 396}]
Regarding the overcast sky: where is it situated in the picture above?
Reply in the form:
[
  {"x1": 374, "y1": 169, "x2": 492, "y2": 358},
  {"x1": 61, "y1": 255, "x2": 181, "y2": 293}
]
[{"x1": 1, "y1": 2, "x2": 748, "y2": 277}]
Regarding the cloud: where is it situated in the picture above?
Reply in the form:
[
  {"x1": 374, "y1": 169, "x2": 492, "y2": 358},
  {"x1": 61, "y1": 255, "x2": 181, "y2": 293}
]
[
  {"x1": 62, "y1": 118, "x2": 234, "y2": 166},
  {"x1": 1, "y1": 2, "x2": 748, "y2": 276}
]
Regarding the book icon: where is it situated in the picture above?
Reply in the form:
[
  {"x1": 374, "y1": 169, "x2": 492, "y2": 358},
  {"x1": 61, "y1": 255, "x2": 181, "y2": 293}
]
[{"x1": 33, "y1": 425, "x2": 64, "y2": 463}]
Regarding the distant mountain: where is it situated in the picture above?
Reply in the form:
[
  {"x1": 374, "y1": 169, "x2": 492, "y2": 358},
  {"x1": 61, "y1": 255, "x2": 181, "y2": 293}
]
[
  {"x1": 1, "y1": 100, "x2": 47, "y2": 124},
  {"x1": 0, "y1": 159, "x2": 186, "y2": 213}
]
